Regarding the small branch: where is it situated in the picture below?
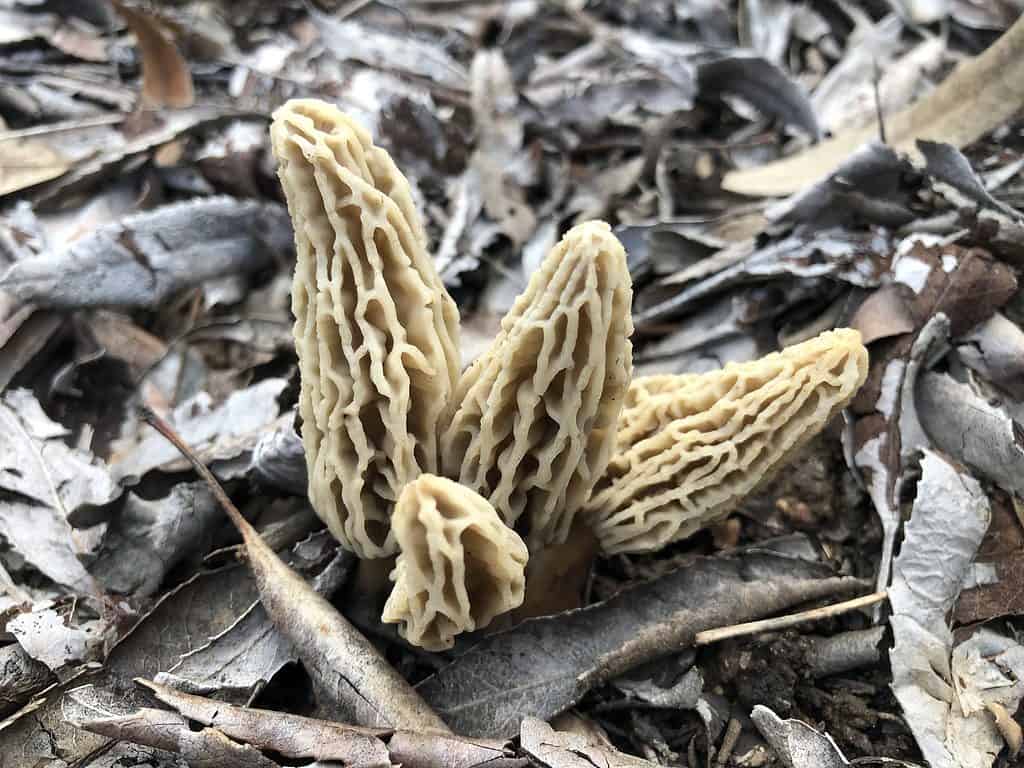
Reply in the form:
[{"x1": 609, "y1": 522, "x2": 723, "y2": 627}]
[{"x1": 694, "y1": 591, "x2": 887, "y2": 646}]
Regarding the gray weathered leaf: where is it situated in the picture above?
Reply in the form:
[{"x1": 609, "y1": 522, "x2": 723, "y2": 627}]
[
  {"x1": 8, "y1": 606, "x2": 104, "y2": 671},
  {"x1": 0, "y1": 198, "x2": 292, "y2": 309},
  {"x1": 520, "y1": 718, "x2": 656, "y2": 767},
  {"x1": 419, "y1": 552, "x2": 865, "y2": 736},
  {"x1": 698, "y1": 55, "x2": 821, "y2": 139},
  {"x1": 751, "y1": 706, "x2": 852, "y2": 768},
  {"x1": 87, "y1": 484, "x2": 221, "y2": 599},
  {"x1": 916, "y1": 372, "x2": 1024, "y2": 496},
  {"x1": 0, "y1": 389, "x2": 119, "y2": 593},
  {"x1": 635, "y1": 228, "x2": 891, "y2": 326},
  {"x1": 249, "y1": 415, "x2": 306, "y2": 495},
  {"x1": 157, "y1": 536, "x2": 353, "y2": 701},
  {"x1": 888, "y1": 450, "x2": 1024, "y2": 768},
  {"x1": 111, "y1": 378, "x2": 288, "y2": 483},
  {"x1": 310, "y1": 12, "x2": 468, "y2": 91},
  {"x1": 918, "y1": 140, "x2": 1022, "y2": 220},
  {"x1": 767, "y1": 141, "x2": 916, "y2": 228},
  {"x1": 956, "y1": 313, "x2": 1024, "y2": 400}
]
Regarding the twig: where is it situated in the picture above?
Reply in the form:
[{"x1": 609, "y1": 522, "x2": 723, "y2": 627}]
[{"x1": 694, "y1": 591, "x2": 887, "y2": 646}]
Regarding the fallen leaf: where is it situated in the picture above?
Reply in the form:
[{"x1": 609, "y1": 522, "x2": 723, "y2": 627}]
[
  {"x1": 750, "y1": 705, "x2": 853, "y2": 768},
  {"x1": 697, "y1": 55, "x2": 820, "y2": 139},
  {"x1": 723, "y1": 15, "x2": 1024, "y2": 195},
  {"x1": 7, "y1": 606, "x2": 104, "y2": 672},
  {"x1": 156, "y1": 534, "x2": 352, "y2": 701},
  {"x1": 520, "y1": 717, "x2": 656, "y2": 768},
  {"x1": 0, "y1": 643, "x2": 54, "y2": 717},
  {"x1": 79, "y1": 707, "x2": 280, "y2": 768},
  {"x1": 889, "y1": 450, "x2": 1024, "y2": 768},
  {"x1": 111, "y1": 377, "x2": 289, "y2": 483},
  {"x1": 918, "y1": 140, "x2": 1022, "y2": 220},
  {"x1": 0, "y1": 197, "x2": 292, "y2": 310},
  {"x1": 956, "y1": 313, "x2": 1024, "y2": 399},
  {"x1": 86, "y1": 483, "x2": 221, "y2": 599},
  {"x1": 0, "y1": 136, "x2": 69, "y2": 196},
  {"x1": 141, "y1": 410, "x2": 450, "y2": 732},
  {"x1": 418, "y1": 552, "x2": 865, "y2": 736},
  {"x1": 0, "y1": 389, "x2": 119, "y2": 593},
  {"x1": 916, "y1": 372, "x2": 1024, "y2": 496},
  {"x1": 113, "y1": 1, "x2": 194, "y2": 108}
]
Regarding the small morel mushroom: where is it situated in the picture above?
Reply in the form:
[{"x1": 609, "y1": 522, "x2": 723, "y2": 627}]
[
  {"x1": 440, "y1": 221, "x2": 633, "y2": 549},
  {"x1": 586, "y1": 329, "x2": 869, "y2": 554},
  {"x1": 270, "y1": 99, "x2": 461, "y2": 558},
  {"x1": 382, "y1": 474, "x2": 528, "y2": 650}
]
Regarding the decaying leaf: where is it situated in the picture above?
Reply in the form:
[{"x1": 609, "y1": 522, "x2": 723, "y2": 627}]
[
  {"x1": 111, "y1": 378, "x2": 289, "y2": 482},
  {"x1": 87, "y1": 483, "x2": 220, "y2": 599},
  {"x1": 916, "y1": 372, "x2": 1024, "y2": 496},
  {"x1": 156, "y1": 532, "x2": 351, "y2": 700},
  {"x1": 112, "y1": 1, "x2": 194, "y2": 108},
  {"x1": 520, "y1": 717, "x2": 657, "y2": 767},
  {"x1": 750, "y1": 706, "x2": 856, "y2": 768},
  {"x1": 723, "y1": 15, "x2": 1024, "y2": 195},
  {"x1": 419, "y1": 551, "x2": 865, "y2": 736},
  {"x1": 0, "y1": 389, "x2": 119, "y2": 593},
  {"x1": 697, "y1": 55, "x2": 821, "y2": 139},
  {"x1": 0, "y1": 198, "x2": 292, "y2": 309},
  {"x1": 140, "y1": 410, "x2": 449, "y2": 732},
  {"x1": 889, "y1": 450, "x2": 1024, "y2": 768}
]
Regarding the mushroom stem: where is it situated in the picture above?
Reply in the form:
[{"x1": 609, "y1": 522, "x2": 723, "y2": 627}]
[{"x1": 512, "y1": 521, "x2": 599, "y2": 621}]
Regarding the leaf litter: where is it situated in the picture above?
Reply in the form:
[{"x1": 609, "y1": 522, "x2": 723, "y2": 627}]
[{"x1": 1, "y1": 2, "x2": 1024, "y2": 767}]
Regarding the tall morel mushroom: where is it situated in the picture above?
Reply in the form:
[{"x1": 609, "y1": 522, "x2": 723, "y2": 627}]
[
  {"x1": 586, "y1": 329, "x2": 869, "y2": 554},
  {"x1": 440, "y1": 221, "x2": 633, "y2": 549},
  {"x1": 271, "y1": 99, "x2": 461, "y2": 558},
  {"x1": 382, "y1": 474, "x2": 528, "y2": 651}
]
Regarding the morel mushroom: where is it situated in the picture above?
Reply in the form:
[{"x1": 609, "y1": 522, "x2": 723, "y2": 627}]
[
  {"x1": 440, "y1": 221, "x2": 633, "y2": 549},
  {"x1": 586, "y1": 329, "x2": 869, "y2": 554},
  {"x1": 382, "y1": 474, "x2": 528, "y2": 651},
  {"x1": 270, "y1": 99, "x2": 461, "y2": 558}
]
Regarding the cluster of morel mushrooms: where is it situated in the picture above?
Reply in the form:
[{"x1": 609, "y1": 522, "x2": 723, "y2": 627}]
[{"x1": 270, "y1": 98, "x2": 870, "y2": 652}]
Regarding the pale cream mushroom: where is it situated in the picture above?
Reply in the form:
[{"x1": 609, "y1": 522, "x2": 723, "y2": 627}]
[
  {"x1": 586, "y1": 329, "x2": 869, "y2": 554},
  {"x1": 382, "y1": 474, "x2": 528, "y2": 651},
  {"x1": 270, "y1": 99, "x2": 461, "y2": 559},
  {"x1": 441, "y1": 221, "x2": 633, "y2": 550}
]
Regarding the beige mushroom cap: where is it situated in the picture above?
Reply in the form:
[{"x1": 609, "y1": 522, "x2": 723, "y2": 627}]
[
  {"x1": 270, "y1": 99, "x2": 461, "y2": 559},
  {"x1": 586, "y1": 328, "x2": 869, "y2": 554},
  {"x1": 382, "y1": 474, "x2": 529, "y2": 651},
  {"x1": 441, "y1": 220, "x2": 633, "y2": 550}
]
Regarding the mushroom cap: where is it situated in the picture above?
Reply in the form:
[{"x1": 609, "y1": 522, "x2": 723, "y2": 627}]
[
  {"x1": 271, "y1": 99, "x2": 461, "y2": 558},
  {"x1": 586, "y1": 328, "x2": 869, "y2": 554},
  {"x1": 440, "y1": 220, "x2": 633, "y2": 549},
  {"x1": 382, "y1": 474, "x2": 529, "y2": 651}
]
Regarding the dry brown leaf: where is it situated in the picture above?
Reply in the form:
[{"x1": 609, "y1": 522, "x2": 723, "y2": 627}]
[
  {"x1": 723, "y1": 14, "x2": 1024, "y2": 196},
  {"x1": 113, "y1": 1, "x2": 194, "y2": 109},
  {"x1": 0, "y1": 137, "x2": 68, "y2": 196}
]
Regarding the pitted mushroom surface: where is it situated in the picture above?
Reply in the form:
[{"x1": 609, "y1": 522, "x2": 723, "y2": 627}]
[
  {"x1": 587, "y1": 329, "x2": 869, "y2": 554},
  {"x1": 382, "y1": 474, "x2": 529, "y2": 650},
  {"x1": 271, "y1": 99, "x2": 461, "y2": 558},
  {"x1": 440, "y1": 221, "x2": 633, "y2": 549}
]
